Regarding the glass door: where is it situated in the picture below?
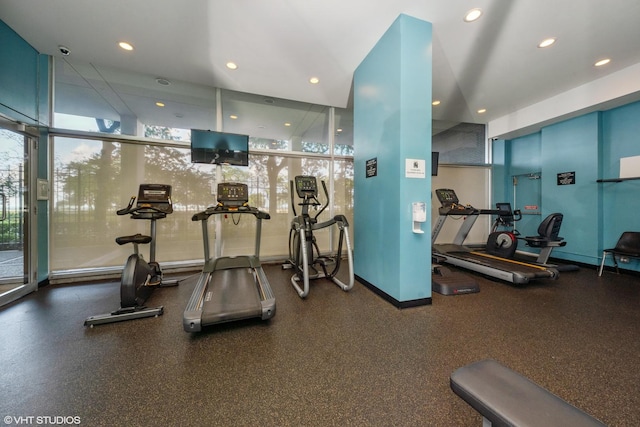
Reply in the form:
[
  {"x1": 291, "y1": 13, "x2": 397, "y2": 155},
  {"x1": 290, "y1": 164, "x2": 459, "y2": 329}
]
[{"x1": 0, "y1": 128, "x2": 36, "y2": 306}]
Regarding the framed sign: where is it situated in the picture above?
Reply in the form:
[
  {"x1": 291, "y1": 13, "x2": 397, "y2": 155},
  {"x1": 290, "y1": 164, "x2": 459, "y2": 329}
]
[
  {"x1": 557, "y1": 171, "x2": 575, "y2": 185},
  {"x1": 405, "y1": 158, "x2": 426, "y2": 179},
  {"x1": 366, "y1": 158, "x2": 377, "y2": 178}
]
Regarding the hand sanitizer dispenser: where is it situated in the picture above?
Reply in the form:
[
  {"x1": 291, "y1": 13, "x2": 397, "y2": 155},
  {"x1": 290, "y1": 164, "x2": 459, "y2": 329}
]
[{"x1": 412, "y1": 202, "x2": 426, "y2": 234}]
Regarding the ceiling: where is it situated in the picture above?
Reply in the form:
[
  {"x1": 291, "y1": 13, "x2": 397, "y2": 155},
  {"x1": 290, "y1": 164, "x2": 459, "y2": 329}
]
[{"x1": 2, "y1": 0, "x2": 640, "y2": 140}]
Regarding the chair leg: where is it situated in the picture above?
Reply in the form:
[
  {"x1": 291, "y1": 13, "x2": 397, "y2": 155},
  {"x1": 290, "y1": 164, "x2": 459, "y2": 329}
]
[{"x1": 598, "y1": 251, "x2": 607, "y2": 276}]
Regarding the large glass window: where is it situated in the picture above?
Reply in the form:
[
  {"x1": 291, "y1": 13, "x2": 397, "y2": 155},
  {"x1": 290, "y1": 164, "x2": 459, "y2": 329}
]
[
  {"x1": 51, "y1": 137, "x2": 353, "y2": 274},
  {"x1": 51, "y1": 59, "x2": 354, "y2": 278}
]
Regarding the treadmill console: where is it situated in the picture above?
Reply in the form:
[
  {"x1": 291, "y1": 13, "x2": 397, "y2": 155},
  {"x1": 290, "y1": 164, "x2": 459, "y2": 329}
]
[
  {"x1": 217, "y1": 182, "x2": 249, "y2": 208},
  {"x1": 435, "y1": 188, "x2": 459, "y2": 207},
  {"x1": 294, "y1": 175, "x2": 318, "y2": 198},
  {"x1": 434, "y1": 188, "x2": 477, "y2": 215}
]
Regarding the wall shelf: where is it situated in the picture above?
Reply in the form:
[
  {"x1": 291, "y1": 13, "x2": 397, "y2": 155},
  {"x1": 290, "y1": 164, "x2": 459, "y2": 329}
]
[{"x1": 596, "y1": 177, "x2": 640, "y2": 183}]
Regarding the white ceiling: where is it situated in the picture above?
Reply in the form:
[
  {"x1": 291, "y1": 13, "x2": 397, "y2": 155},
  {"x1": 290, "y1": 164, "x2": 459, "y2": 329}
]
[{"x1": 2, "y1": 0, "x2": 640, "y2": 139}]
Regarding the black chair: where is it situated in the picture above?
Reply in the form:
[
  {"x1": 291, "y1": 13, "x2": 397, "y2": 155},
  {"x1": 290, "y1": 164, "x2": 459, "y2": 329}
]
[
  {"x1": 598, "y1": 231, "x2": 640, "y2": 276},
  {"x1": 522, "y1": 213, "x2": 566, "y2": 264}
]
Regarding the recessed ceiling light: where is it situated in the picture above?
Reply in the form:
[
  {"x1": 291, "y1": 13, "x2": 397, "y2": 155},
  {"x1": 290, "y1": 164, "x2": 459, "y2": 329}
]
[
  {"x1": 477, "y1": 108, "x2": 487, "y2": 114},
  {"x1": 284, "y1": 122, "x2": 291, "y2": 127},
  {"x1": 309, "y1": 77, "x2": 320, "y2": 84},
  {"x1": 226, "y1": 62, "x2": 238, "y2": 70},
  {"x1": 155, "y1": 102, "x2": 165, "y2": 107},
  {"x1": 230, "y1": 115, "x2": 238, "y2": 120},
  {"x1": 595, "y1": 58, "x2": 611, "y2": 67},
  {"x1": 464, "y1": 8, "x2": 483, "y2": 22},
  {"x1": 155, "y1": 78, "x2": 171, "y2": 86},
  {"x1": 432, "y1": 100, "x2": 441, "y2": 106},
  {"x1": 118, "y1": 41, "x2": 134, "y2": 51},
  {"x1": 336, "y1": 128, "x2": 343, "y2": 133},
  {"x1": 538, "y1": 38, "x2": 556, "y2": 48}
]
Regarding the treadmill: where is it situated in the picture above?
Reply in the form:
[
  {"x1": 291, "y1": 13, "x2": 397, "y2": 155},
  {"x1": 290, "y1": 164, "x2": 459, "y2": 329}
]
[
  {"x1": 431, "y1": 189, "x2": 558, "y2": 285},
  {"x1": 183, "y1": 182, "x2": 276, "y2": 332}
]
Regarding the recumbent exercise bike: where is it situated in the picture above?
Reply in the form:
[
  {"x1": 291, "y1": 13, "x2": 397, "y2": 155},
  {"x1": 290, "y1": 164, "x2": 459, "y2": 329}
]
[
  {"x1": 283, "y1": 175, "x2": 354, "y2": 298},
  {"x1": 84, "y1": 183, "x2": 179, "y2": 326}
]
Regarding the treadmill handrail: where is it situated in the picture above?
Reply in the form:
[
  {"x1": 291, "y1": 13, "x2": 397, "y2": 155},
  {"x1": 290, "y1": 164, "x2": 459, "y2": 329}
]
[{"x1": 191, "y1": 205, "x2": 270, "y2": 222}]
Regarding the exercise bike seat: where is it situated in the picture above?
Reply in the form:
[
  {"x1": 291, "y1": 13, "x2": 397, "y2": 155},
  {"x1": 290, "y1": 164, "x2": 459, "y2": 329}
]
[{"x1": 115, "y1": 233, "x2": 152, "y2": 246}]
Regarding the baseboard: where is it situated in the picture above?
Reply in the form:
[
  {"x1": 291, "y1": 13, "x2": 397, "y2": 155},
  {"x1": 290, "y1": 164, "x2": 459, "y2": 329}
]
[{"x1": 355, "y1": 275, "x2": 432, "y2": 308}]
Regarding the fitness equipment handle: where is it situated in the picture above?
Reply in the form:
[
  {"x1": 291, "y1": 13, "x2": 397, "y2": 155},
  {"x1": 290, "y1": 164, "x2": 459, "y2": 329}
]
[
  {"x1": 315, "y1": 180, "x2": 329, "y2": 220},
  {"x1": 191, "y1": 205, "x2": 270, "y2": 222},
  {"x1": 513, "y1": 209, "x2": 522, "y2": 221},
  {"x1": 117, "y1": 203, "x2": 168, "y2": 220},
  {"x1": 116, "y1": 196, "x2": 137, "y2": 215}
]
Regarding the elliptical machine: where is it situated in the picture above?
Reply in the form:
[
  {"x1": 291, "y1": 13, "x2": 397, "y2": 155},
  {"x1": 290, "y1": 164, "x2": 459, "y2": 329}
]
[
  {"x1": 84, "y1": 184, "x2": 179, "y2": 327},
  {"x1": 283, "y1": 175, "x2": 354, "y2": 298}
]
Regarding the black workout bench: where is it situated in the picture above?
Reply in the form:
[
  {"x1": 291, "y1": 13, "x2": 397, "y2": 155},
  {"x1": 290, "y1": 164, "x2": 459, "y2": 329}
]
[{"x1": 450, "y1": 359, "x2": 606, "y2": 427}]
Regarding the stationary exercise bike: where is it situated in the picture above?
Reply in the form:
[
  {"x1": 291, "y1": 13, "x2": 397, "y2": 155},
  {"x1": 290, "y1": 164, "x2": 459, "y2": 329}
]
[
  {"x1": 486, "y1": 202, "x2": 521, "y2": 259},
  {"x1": 283, "y1": 175, "x2": 354, "y2": 298},
  {"x1": 84, "y1": 183, "x2": 179, "y2": 326}
]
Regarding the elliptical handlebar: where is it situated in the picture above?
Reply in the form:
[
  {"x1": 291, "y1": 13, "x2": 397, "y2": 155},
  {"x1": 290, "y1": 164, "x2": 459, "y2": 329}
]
[
  {"x1": 289, "y1": 180, "x2": 297, "y2": 217},
  {"x1": 315, "y1": 180, "x2": 329, "y2": 220}
]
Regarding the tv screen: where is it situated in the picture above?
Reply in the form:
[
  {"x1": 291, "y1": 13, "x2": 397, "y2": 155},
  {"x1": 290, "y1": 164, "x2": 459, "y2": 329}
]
[
  {"x1": 432, "y1": 152, "x2": 439, "y2": 176},
  {"x1": 190, "y1": 129, "x2": 249, "y2": 166}
]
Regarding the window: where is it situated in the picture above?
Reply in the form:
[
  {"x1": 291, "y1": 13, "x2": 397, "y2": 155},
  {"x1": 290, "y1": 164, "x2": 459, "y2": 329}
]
[
  {"x1": 51, "y1": 137, "x2": 353, "y2": 273},
  {"x1": 51, "y1": 60, "x2": 354, "y2": 277}
]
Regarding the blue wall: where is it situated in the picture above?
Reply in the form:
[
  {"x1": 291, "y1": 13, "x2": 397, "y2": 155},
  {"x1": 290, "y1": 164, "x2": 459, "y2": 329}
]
[
  {"x1": 541, "y1": 114, "x2": 600, "y2": 264},
  {"x1": 354, "y1": 14, "x2": 432, "y2": 304},
  {"x1": 493, "y1": 100, "x2": 640, "y2": 271}
]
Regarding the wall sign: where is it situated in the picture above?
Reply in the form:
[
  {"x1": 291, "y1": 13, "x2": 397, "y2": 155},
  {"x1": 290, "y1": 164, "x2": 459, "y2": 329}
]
[
  {"x1": 366, "y1": 158, "x2": 377, "y2": 178},
  {"x1": 557, "y1": 171, "x2": 575, "y2": 185},
  {"x1": 405, "y1": 158, "x2": 426, "y2": 179}
]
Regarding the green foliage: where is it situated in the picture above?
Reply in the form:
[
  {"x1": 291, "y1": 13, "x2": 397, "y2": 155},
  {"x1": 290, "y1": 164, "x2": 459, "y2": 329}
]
[
  {"x1": 0, "y1": 211, "x2": 22, "y2": 247},
  {"x1": 52, "y1": 126, "x2": 354, "y2": 233}
]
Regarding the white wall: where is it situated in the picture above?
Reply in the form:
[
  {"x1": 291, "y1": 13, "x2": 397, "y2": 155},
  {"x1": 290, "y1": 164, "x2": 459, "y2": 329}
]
[{"x1": 431, "y1": 165, "x2": 492, "y2": 245}]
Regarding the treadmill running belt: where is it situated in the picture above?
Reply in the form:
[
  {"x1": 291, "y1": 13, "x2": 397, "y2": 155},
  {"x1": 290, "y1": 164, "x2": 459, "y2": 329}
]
[{"x1": 201, "y1": 268, "x2": 262, "y2": 325}]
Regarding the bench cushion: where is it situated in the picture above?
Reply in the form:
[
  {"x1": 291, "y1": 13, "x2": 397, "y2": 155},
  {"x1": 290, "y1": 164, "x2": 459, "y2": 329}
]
[{"x1": 450, "y1": 359, "x2": 606, "y2": 427}]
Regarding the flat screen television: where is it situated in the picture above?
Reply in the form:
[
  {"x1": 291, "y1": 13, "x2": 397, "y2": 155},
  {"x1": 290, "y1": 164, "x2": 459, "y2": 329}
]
[
  {"x1": 190, "y1": 129, "x2": 249, "y2": 166},
  {"x1": 432, "y1": 152, "x2": 440, "y2": 176}
]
